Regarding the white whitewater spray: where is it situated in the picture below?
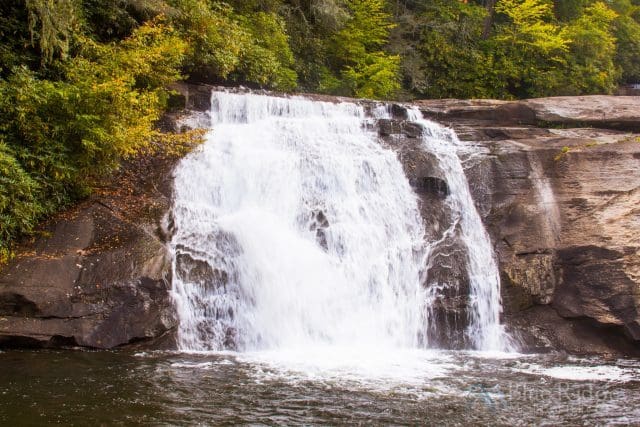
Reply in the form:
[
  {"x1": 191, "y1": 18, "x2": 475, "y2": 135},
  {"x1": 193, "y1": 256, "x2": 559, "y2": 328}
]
[
  {"x1": 407, "y1": 108, "x2": 512, "y2": 351},
  {"x1": 170, "y1": 92, "x2": 428, "y2": 352}
]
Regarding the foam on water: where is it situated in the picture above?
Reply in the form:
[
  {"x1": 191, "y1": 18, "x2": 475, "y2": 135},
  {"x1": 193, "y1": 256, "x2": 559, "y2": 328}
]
[
  {"x1": 517, "y1": 364, "x2": 638, "y2": 382},
  {"x1": 236, "y1": 346, "x2": 459, "y2": 387}
]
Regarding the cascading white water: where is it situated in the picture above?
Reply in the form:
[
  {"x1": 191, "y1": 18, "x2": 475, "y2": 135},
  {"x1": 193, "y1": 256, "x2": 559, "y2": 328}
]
[
  {"x1": 171, "y1": 92, "x2": 428, "y2": 352},
  {"x1": 170, "y1": 90, "x2": 512, "y2": 354},
  {"x1": 406, "y1": 108, "x2": 512, "y2": 351}
]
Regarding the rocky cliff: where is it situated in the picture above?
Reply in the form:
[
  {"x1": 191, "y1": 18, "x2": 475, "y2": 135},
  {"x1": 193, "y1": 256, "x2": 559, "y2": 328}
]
[
  {"x1": 415, "y1": 96, "x2": 640, "y2": 355},
  {"x1": 0, "y1": 86, "x2": 638, "y2": 356}
]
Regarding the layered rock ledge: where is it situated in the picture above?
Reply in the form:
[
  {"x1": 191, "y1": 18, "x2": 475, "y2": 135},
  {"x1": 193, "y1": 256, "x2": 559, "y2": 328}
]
[{"x1": 416, "y1": 95, "x2": 640, "y2": 132}]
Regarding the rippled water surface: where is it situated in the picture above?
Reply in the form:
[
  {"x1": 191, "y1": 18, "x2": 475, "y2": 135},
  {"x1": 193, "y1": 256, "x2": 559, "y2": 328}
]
[{"x1": 1, "y1": 350, "x2": 639, "y2": 425}]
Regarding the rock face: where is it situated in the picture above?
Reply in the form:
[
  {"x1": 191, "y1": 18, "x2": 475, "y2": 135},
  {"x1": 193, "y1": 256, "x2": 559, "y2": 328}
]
[
  {"x1": 411, "y1": 96, "x2": 640, "y2": 355},
  {"x1": 416, "y1": 95, "x2": 640, "y2": 131},
  {"x1": 486, "y1": 134, "x2": 639, "y2": 355},
  {"x1": 0, "y1": 154, "x2": 180, "y2": 349}
]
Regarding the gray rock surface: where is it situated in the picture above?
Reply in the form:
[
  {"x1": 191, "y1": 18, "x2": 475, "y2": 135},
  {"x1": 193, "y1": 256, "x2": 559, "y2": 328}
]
[
  {"x1": 416, "y1": 95, "x2": 640, "y2": 131},
  {"x1": 0, "y1": 153, "x2": 180, "y2": 349}
]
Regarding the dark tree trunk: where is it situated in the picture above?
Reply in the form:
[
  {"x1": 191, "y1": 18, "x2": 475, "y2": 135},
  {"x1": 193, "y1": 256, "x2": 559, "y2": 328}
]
[{"x1": 482, "y1": 0, "x2": 497, "y2": 39}]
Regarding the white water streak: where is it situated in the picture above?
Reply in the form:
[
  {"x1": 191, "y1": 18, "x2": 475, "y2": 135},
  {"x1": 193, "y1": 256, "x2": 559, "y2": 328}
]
[
  {"x1": 170, "y1": 91, "x2": 511, "y2": 354},
  {"x1": 407, "y1": 108, "x2": 512, "y2": 351}
]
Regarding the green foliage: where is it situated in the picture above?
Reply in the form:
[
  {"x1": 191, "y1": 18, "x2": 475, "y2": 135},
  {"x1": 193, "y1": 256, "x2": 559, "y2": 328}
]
[
  {"x1": 389, "y1": 0, "x2": 631, "y2": 99},
  {"x1": 0, "y1": 3, "x2": 39, "y2": 74},
  {"x1": 0, "y1": 141, "x2": 43, "y2": 253},
  {"x1": 25, "y1": 0, "x2": 78, "y2": 64},
  {"x1": 392, "y1": 0, "x2": 491, "y2": 98},
  {"x1": 235, "y1": 12, "x2": 297, "y2": 90},
  {"x1": 169, "y1": 0, "x2": 296, "y2": 89},
  {"x1": 491, "y1": 0, "x2": 569, "y2": 98},
  {"x1": 64, "y1": 22, "x2": 186, "y2": 164},
  {"x1": 554, "y1": 0, "x2": 589, "y2": 20},
  {"x1": 611, "y1": 0, "x2": 640, "y2": 83},
  {"x1": 170, "y1": 0, "x2": 250, "y2": 79},
  {"x1": 341, "y1": 52, "x2": 401, "y2": 99},
  {"x1": 0, "y1": 20, "x2": 185, "y2": 257},
  {"x1": 82, "y1": 0, "x2": 171, "y2": 41},
  {"x1": 615, "y1": 15, "x2": 640, "y2": 83},
  {"x1": 495, "y1": 0, "x2": 569, "y2": 54},
  {"x1": 279, "y1": 0, "x2": 348, "y2": 91},
  {"x1": 554, "y1": 145, "x2": 571, "y2": 161},
  {"x1": 323, "y1": 0, "x2": 400, "y2": 98},
  {"x1": 562, "y1": 2, "x2": 619, "y2": 94}
]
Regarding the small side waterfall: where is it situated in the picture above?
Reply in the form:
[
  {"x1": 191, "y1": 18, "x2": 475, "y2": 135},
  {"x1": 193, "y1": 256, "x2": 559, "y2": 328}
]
[
  {"x1": 170, "y1": 91, "x2": 512, "y2": 353},
  {"x1": 406, "y1": 109, "x2": 512, "y2": 351}
]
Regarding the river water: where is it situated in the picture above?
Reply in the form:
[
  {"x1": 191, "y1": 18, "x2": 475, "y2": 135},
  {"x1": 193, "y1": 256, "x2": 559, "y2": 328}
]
[{"x1": 1, "y1": 349, "x2": 639, "y2": 425}]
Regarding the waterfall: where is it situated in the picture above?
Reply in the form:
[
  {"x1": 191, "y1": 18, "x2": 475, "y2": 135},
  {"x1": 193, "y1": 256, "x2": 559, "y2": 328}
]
[
  {"x1": 406, "y1": 108, "x2": 512, "y2": 351},
  {"x1": 170, "y1": 90, "x2": 512, "y2": 353},
  {"x1": 170, "y1": 92, "x2": 427, "y2": 351}
]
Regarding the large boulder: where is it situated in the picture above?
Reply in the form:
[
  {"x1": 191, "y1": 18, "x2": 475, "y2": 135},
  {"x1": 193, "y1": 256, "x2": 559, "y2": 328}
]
[{"x1": 0, "y1": 153, "x2": 180, "y2": 349}]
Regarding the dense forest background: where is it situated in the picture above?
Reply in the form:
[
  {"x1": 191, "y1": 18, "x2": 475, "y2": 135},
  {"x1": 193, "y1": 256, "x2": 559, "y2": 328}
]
[{"x1": 1, "y1": 0, "x2": 639, "y2": 259}]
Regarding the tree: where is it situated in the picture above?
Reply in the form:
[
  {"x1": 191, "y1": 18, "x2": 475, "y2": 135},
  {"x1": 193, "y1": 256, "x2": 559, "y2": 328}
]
[
  {"x1": 169, "y1": 0, "x2": 251, "y2": 80},
  {"x1": 491, "y1": 0, "x2": 570, "y2": 97},
  {"x1": 610, "y1": 0, "x2": 640, "y2": 83},
  {"x1": 324, "y1": 0, "x2": 400, "y2": 98},
  {"x1": 0, "y1": 20, "x2": 186, "y2": 257},
  {"x1": 482, "y1": 0, "x2": 498, "y2": 38},
  {"x1": 278, "y1": 0, "x2": 348, "y2": 91},
  {"x1": 236, "y1": 12, "x2": 298, "y2": 90},
  {"x1": 25, "y1": 0, "x2": 77, "y2": 64},
  {"x1": 553, "y1": 0, "x2": 589, "y2": 21},
  {"x1": 562, "y1": 1, "x2": 619, "y2": 94},
  {"x1": 410, "y1": 0, "x2": 489, "y2": 98}
]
